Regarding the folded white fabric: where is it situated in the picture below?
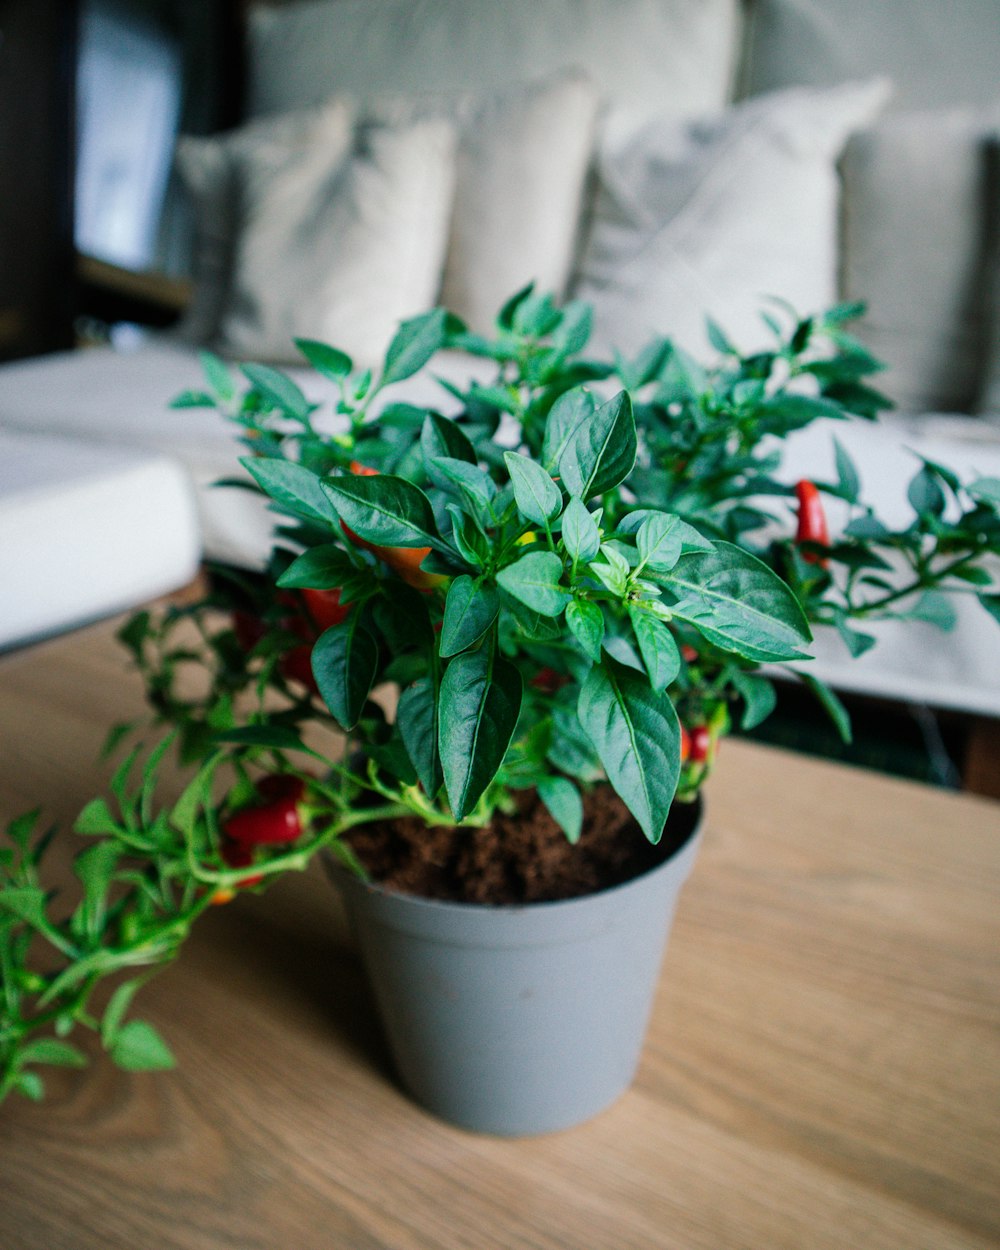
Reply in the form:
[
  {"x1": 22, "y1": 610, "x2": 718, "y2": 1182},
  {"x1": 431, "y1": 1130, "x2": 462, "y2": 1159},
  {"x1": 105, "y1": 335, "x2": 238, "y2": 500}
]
[
  {"x1": 0, "y1": 429, "x2": 201, "y2": 650},
  {"x1": 572, "y1": 79, "x2": 891, "y2": 358}
]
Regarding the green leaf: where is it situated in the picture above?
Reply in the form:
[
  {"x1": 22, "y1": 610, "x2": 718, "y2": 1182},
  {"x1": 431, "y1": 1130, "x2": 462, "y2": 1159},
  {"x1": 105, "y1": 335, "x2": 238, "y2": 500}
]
[
  {"x1": 968, "y1": 476, "x2": 1000, "y2": 507},
  {"x1": 542, "y1": 388, "x2": 597, "y2": 472},
  {"x1": 537, "y1": 776, "x2": 584, "y2": 844},
  {"x1": 312, "y1": 618, "x2": 379, "y2": 730},
  {"x1": 844, "y1": 514, "x2": 891, "y2": 541},
  {"x1": 323, "y1": 474, "x2": 440, "y2": 547},
  {"x1": 109, "y1": 1020, "x2": 176, "y2": 1072},
  {"x1": 504, "y1": 452, "x2": 563, "y2": 526},
  {"x1": 833, "y1": 436, "x2": 861, "y2": 503},
  {"x1": 906, "y1": 591, "x2": 957, "y2": 631},
  {"x1": 19, "y1": 1038, "x2": 88, "y2": 1069},
  {"x1": 552, "y1": 300, "x2": 592, "y2": 355},
  {"x1": 730, "y1": 671, "x2": 777, "y2": 730},
  {"x1": 566, "y1": 598, "x2": 605, "y2": 663},
  {"x1": 497, "y1": 282, "x2": 535, "y2": 331},
  {"x1": 397, "y1": 678, "x2": 443, "y2": 797},
  {"x1": 169, "y1": 389, "x2": 215, "y2": 409},
  {"x1": 199, "y1": 350, "x2": 236, "y2": 399},
  {"x1": 635, "y1": 513, "x2": 686, "y2": 572},
  {"x1": 797, "y1": 672, "x2": 852, "y2": 744},
  {"x1": 73, "y1": 797, "x2": 122, "y2": 838},
  {"x1": 14, "y1": 1072, "x2": 45, "y2": 1101},
  {"x1": 561, "y1": 497, "x2": 602, "y2": 563},
  {"x1": 628, "y1": 610, "x2": 681, "y2": 691},
  {"x1": 73, "y1": 841, "x2": 120, "y2": 937},
  {"x1": 497, "y1": 551, "x2": 570, "y2": 618},
  {"x1": 241, "y1": 457, "x2": 339, "y2": 527},
  {"x1": 666, "y1": 542, "x2": 812, "y2": 662},
  {"x1": 213, "y1": 724, "x2": 305, "y2": 751},
  {"x1": 577, "y1": 660, "x2": 681, "y2": 843},
  {"x1": 440, "y1": 576, "x2": 500, "y2": 658},
  {"x1": 294, "y1": 337, "x2": 353, "y2": 380},
  {"x1": 558, "y1": 391, "x2": 637, "y2": 501},
  {"x1": 0, "y1": 887, "x2": 48, "y2": 929},
  {"x1": 907, "y1": 465, "x2": 946, "y2": 518},
  {"x1": 240, "y1": 363, "x2": 310, "y2": 421},
  {"x1": 277, "y1": 544, "x2": 357, "y2": 590},
  {"x1": 978, "y1": 593, "x2": 1000, "y2": 626},
  {"x1": 834, "y1": 615, "x2": 877, "y2": 658},
  {"x1": 438, "y1": 642, "x2": 522, "y2": 820},
  {"x1": 616, "y1": 510, "x2": 714, "y2": 553},
  {"x1": 420, "y1": 411, "x2": 477, "y2": 468},
  {"x1": 102, "y1": 978, "x2": 143, "y2": 1047},
  {"x1": 382, "y1": 308, "x2": 450, "y2": 385},
  {"x1": 430, "y1": 457, "x2": 497, "y2": 519},
  {"x1": 705, "y1": 316, "x2": 735, "y2": 355}
]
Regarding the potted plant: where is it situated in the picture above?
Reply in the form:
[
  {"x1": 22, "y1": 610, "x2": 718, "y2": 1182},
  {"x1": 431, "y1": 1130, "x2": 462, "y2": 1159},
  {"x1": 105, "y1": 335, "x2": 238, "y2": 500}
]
[{"x1": 2, "y1": 289, "x2": 998, "y2": 1130}]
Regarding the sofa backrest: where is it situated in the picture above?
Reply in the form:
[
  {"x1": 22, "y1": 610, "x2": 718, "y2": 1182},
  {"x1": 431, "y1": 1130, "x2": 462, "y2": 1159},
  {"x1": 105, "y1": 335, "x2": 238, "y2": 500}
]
[{"x1": 246, "y1": 0, "x2": 743, "y2": 142}]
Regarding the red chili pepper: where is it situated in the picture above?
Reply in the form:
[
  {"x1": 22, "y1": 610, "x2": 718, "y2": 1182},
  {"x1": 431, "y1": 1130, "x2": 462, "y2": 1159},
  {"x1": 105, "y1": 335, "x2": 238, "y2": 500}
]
[
  {"x1": 794, "y1": 480, "x2": 829, "y2": 566},
  {"x1": 680, "y1": 724, "x2": 691, "y2": 763},
  {"x1": 223, "y1": 776, "x2": 306, "y2": 846},
  {"x1": 529, "y1": 667, "x2": 568, "y2": 693},
  {"x1": 690, "y1": 724, "x2": 712, "y2": 764},
  {"x1": 301, "y1": 586, "x2": 350, "y2": 631},
  {"x1": 681, "y1": 645, "x2": 699, "y2": 664}
]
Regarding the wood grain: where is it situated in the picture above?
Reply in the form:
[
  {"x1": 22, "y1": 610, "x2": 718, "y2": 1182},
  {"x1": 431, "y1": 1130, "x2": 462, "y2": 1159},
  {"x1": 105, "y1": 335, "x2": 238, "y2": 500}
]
[{"x1": 1, "y1": 619, "x2": 998, "y2": 1250}]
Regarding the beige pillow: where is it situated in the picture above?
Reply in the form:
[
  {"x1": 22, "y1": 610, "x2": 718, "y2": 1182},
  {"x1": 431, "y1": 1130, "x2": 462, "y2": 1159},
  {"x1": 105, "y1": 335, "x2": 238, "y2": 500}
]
[
  {"x1": 840, "y1": 108, "x2": 1000, "y2": 414},
  {"x1": 571, "y1": 79, "x2": 890, "y2": 358},
  {"x1": 368, "y1": 71, "x2": 601, "y2": 333},
  {"x1": 173, "y1": 98, "x2": 356, "y2": 346},
  {"x1": 216, "y1": 117, "x2": 457, "y2": 366}
]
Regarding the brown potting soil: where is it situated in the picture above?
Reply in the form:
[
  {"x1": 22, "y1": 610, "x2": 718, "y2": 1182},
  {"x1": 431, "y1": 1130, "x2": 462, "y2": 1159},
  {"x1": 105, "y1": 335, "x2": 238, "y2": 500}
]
[{"x1": 343, "y1": 787, "x2": 699, "y2": 905}]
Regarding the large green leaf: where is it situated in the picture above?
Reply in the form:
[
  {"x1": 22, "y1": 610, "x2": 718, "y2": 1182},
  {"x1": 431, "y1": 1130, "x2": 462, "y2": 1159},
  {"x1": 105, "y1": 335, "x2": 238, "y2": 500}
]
[
  {"x1": 627, "y1": 609, "x2": 681, "y2": 690},
  {"x1": 504, "y1": 451, "x2": 562, "y2": 526},
  {"x1": 665, "y1": 542, "x2": 812, "y2": 662},
  {"x1": 294, "y1": 338, "x2": 353, "y2": 380},
  {"x1": 397, "y1": 677, "x2": 443, "y2": 797},
  {"x1": 558, "y1": 391, "x2": 637, "y2": 500},
  {"x1": 577, "y1": 659, "x2": 681, "y2": 843},
  {"x1": 382, "y1": 308, "x2": 451, "y2": 385},
  {"x1": 560, "y1": 497, "x2": 602, "y2": 563},
  {"x1": 496, "y1": 551, "x2": 569, "y2": 618},
  {"x1": 323, "y1": 474, "x2": 440, "y2": 547},
  {"x1": 240, "y1": 363, "x2": 310, "y2": 421},
  {"x1": 311, "y1": 618, "x2": 378, "y2": 730},
  {"x1": 537, "y1": 776, "x2": 583, "y2": 844},
  {"x1": 277, "y1": 544, "x2": 357, "y2": 590},
  {"x1": 438, "y1": 642, "x2": 522, "y2": 819},
  {"x1": 439, "y1": 576, "x2": 500, "y2": 657},
  {"x1": 541, "y1": 388, "x2": 596, "y2": 472},
  {"x1": 566, "y1": 598, "x2": 604, "y2": 662},
  {"x1": 242, "y1": 457, "x2": 339, "y2": 528},
  {"x1": 420, "y1": 411, "x2": 477, "y2": 468}
]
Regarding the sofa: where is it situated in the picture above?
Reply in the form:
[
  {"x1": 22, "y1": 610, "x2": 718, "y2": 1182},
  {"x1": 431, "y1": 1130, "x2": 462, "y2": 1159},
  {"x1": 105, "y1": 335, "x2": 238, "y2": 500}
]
[{"x1": 1, "y1": 0, "x2": 999, "y2": 720}]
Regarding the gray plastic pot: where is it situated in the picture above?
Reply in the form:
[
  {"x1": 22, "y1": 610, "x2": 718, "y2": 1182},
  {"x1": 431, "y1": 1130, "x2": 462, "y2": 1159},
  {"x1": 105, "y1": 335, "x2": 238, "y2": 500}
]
[{"x1": 331, "y1": 798, "x2": 702, "y2": 1137}]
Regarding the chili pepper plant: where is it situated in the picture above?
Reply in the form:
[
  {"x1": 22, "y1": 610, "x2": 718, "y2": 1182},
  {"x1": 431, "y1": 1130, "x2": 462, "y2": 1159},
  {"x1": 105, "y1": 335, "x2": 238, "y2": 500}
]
[{"x1": 3, "y1": 288, "x2": 999, "y2": 1102}]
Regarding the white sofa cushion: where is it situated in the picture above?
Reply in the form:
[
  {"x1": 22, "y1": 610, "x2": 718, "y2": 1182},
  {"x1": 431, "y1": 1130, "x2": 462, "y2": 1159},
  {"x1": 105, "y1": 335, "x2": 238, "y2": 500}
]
[
  {"x1": 174, "y1": 97, "x2": 356, "y2": 348},
  {"x1": 839, "y1": 109, "x2": 1000, "y2": 414},
  {"x1": 0, "y1": 430, "x2": 201, "y2": 650},
  {"x1": 216, "y1": 116, "x2": 457, "y2": 366},
  {"x1": 369, "y1": 72, "x2": 600, "y2": 333},
  {"x1": 572, "y1": 79, "x2": 890, "y2": 358}
]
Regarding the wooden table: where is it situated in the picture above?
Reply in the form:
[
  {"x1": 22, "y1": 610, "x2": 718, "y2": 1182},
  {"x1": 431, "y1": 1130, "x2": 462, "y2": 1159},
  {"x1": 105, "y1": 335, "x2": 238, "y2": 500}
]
[{"x1": 1, "y1": 620, "x2": 998, "y2": 1250}]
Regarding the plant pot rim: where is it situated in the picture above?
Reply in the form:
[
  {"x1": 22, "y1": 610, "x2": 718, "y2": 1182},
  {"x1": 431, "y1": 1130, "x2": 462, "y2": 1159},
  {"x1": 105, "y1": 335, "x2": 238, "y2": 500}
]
[{"x1": 325, "y1": 790, "x2": 703, "y2": 923}]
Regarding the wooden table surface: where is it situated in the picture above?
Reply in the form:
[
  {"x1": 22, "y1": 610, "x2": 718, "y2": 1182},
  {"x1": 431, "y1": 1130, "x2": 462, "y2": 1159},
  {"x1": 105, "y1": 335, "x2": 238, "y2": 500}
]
[{"x1": 0, "y1": 620, "x2": 998, "y2": 1250}]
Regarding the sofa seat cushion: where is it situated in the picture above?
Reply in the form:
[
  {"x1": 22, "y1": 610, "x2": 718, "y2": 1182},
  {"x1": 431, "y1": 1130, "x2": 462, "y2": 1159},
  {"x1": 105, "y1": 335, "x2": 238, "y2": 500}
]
[{"x1": 0, "y1": 430, "x2": 201, "y2": 650}]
